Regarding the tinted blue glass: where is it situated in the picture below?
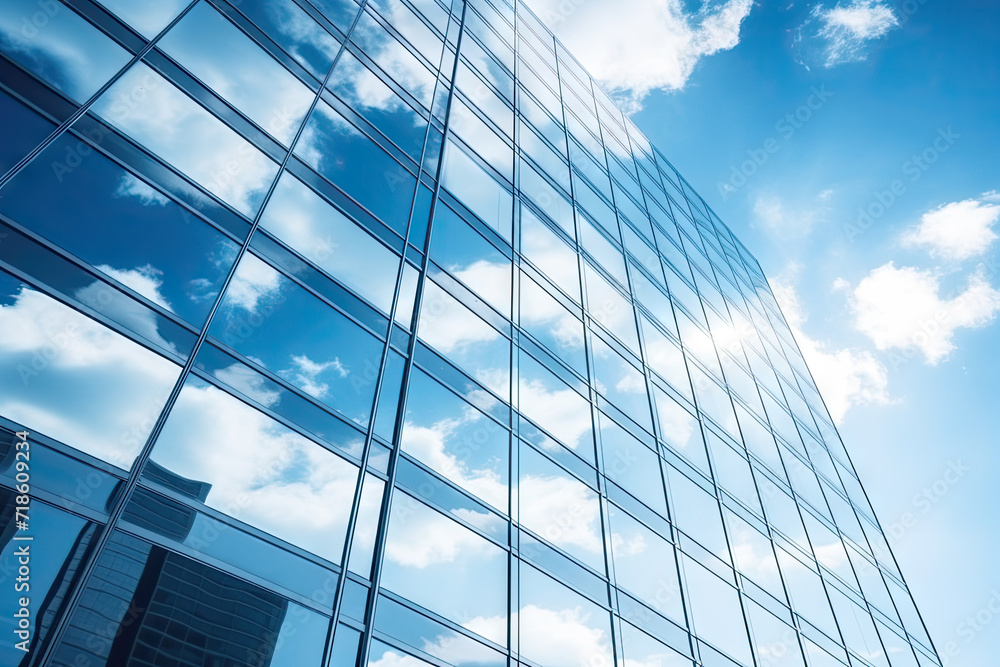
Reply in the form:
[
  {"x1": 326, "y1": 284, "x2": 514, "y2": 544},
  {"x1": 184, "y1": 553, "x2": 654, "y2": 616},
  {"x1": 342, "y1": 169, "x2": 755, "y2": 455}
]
[
  {"x1": 235, "y1": 0, "x2": 342, "y2": 77},
  {"x1": 0, "y1": 89, "x2": 54, "y2": 174},
  {"x1": 297, "y1": 100, "x2": 416, "y2": 234},
  {"x1": 210, "y1": 253, "x2": 384, "y2": 427},
  {"x1": 0, "y1": 0, "x2": 130, "y2": 102},
  {"x1": 330, "y1": 50, "x2": 428, "y2": 159},
  {"x1": 0, "y1": 134, "x2": 237, "y2": 326}
]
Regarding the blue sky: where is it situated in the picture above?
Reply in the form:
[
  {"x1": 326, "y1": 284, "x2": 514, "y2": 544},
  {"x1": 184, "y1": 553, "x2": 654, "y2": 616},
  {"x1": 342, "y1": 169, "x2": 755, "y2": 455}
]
[{"x1": 533, "y1": 0, "x2": 999, "y2": 664}]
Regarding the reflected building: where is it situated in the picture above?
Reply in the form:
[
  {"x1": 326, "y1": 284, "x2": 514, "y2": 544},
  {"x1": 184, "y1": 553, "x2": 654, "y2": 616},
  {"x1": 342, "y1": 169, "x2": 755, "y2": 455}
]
[{"x1": 0, "y1": 1, "x2": 941, "y2": 667}]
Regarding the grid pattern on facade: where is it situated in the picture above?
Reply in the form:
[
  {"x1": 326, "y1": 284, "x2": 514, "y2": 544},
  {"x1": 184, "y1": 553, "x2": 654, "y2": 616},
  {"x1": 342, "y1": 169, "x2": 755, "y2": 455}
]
[{"x1": 0, "y1": 1, "x2": 940, "y2": 667}]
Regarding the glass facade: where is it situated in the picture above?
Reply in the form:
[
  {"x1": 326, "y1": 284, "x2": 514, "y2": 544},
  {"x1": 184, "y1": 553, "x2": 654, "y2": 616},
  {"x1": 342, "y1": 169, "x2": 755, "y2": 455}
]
[{"x1": 0, "y1": 1, "x2": 940, "y2": 667}]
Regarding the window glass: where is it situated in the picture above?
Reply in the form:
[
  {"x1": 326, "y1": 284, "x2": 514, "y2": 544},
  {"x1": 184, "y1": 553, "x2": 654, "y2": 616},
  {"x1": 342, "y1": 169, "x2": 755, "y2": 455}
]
[
  {"x1": 690, "y1": 366, "x2": 739, "y2": 440},
  {"x1": 708, "y1": 436, "x2": 763, "y2": 515},
  {"x1": 584, "y1": 263, "x2": 639, "y2": 353},
  {"x1": 600, "y1": 414, "x2": 666, "y2": 514},
  {"x1": 210, "y1": 253, "x2": 384, "y2": 427},
  {"x1": 259, "y1": 172, "x2": 400, "y2": 313},
  {"x1": 47, "y1": 531, "x2": 329, "y2": 667},
  {"x1": 520, "y1": 160, "x2": 575, "y2": 238},
  {"x1": 828, "y1": 587, "x2": 890, "y2": 667},
  {"x1": 653, "y1": 388, "x2": 705, "y2": 465},
  {"x1": 100, "y1": 0, "x2": 189, "y2": 36},
  {"x1": 0, "y1": 135, "x2": 236, "y2": 327},
  {"x1": 456, "y1": 61, "x2": 513, "y2": 137},
  {"x1": 609, "y1": 506, "x2": 684, "y2": 622},
  {"x1": 776, "y1": 548, "x2": 839, "y2": 638},
  {"x1": 641, "y1": 318, "x2": 692, "y2": 401},
  {"x1": 297, "y1": 99, "x2": 416, "y2": 234},
  {"x1": 725, "y1": 510, "x2": 786, "y2": 602},
  {"x1": 348, "y1": 473, "x2": 385, "y2": 576},
  {"x1": 330, "y1": 50, "x2": 428, "y2": 160},
  {"x1": 382, "y1": 492, "x2": 508, "y2": 645},
  {"x1": 440, "y1": 140, "x2": 513, "y2": 242},
  {"x1": 310, "y1": 0, "x2": 365, "y2": 34},
  {"x1": 351, "y1": 11, "x2": 436, "y2": 107},
  {"x1": 519, "y1": 444, "x2": 603, "y2": 571},
  {"x1": 736, "y1": 403, "x2": 785, "y2": 477},
  {"x1": 801, "y1": 512, "x2": 854, "y2": 586},
  {"x1": 401, "y1": 368, "x2": 509, "y2": 511},
  {"x1": 520, "y1": 206, "x2": 580, "y2": 302},
  {"x1": 619, "y1": 622, "x2": 693, "y2": 667},
  {"x1": 159, "y1": 3, "x2": 315, "y2": 145},
  {"x1": 682, "y1": 556, "x2": 753, "y2": 665},
  {"x1": 0, "y1": 497, "x2": 99, "y2": 667},
  {"x1": 667, "y1": 467, "x2": 729, "y2": 562},
  {"x1": 0, "y1": 273, "x2": 180, "y2": 469},
  {"x1": 591, "y1": 335, "x2": 652, "y2": 431},
  {"x1": 418, "y1": 279, "x2": 510, "y2": 399},
  {"x1": 150, "y1": 376, "x2": 360, "y2": 563},
  {"x1": 520, "y1": 90, "x2": 566, "y2": 155},
  {"x1": 235, "y1": 0, "x2": 342, "y2": 77},
  {"x1": 450, "y1": 96, "x2": 513, "y2": 181},
  {"x1": 745, "y1": 600, "x2": 807, "y2": 667},
  {"x1": 518, "y1": 351, "x2": 593, "y2": 458},
  {"x1": 92, "y1": 64, "x2": 279, "y2": 218},
  {"x1": 756, "y1": 473, "x2": 808, "y2": 550},
  {"x1": 520, "y1": 272, "x2": 586, "y2": 374},
  {"x1": 580, "y1": 218, "x2": 627, "y2": 286},
  {"x1": 430, "y1": 206, "x2": 512, "y2": 316},
  {"x1": 0, "y1": 89, "x2": 54, "y2": 174},
  {"x1": 0, "y1": 0, "x2": 130, "y2": 102},
  {"x1": 520, "y1": 120, "x2": 571, "y2": 192},
  {"x1": 518, "y1": 563, "x2": 614, "y2": 667},
  {"x1": 369, "y1": 1, "x2": 444, "y2": 65}
]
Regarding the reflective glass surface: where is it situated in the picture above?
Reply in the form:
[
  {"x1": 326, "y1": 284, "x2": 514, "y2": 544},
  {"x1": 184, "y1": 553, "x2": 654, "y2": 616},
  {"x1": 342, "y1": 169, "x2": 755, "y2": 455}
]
[{"x1": 0, "y1": 1, "x2": 940, "y2": 665}]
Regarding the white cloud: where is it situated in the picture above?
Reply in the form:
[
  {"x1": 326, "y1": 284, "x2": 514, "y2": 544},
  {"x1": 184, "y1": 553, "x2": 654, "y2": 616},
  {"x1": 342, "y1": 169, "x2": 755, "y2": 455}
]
[
  {"x1": 519, "y1": 604, "x2": 614, "y2": 667},
  {"x1": 0, "y1": 284, "x2": 180, "y2": 467},
  {"x1": 518, "y1": 377, "x2": 593, "y2": 451},
  {"x1": 280, "y1": 354, "x2": 348, "y2": 399},
  {"x1": 223, "y1": 253, "x2": 284, "y2": 314},
  {"x1": 901, "y1": 194, "x2": 1000, "y2": 261},
  {"x1": 214, "y1": 362, "x2": 283, "y2": 407},
  {"x1": 525, "y1": 0, "x2": 753, "y2": 111},
  {"x1": 114, "y1": 174, "x2": 170, "y2": 206},
  {"x1": 519, "y1": 473, "x2": 604, "y2": 558},
  {"x1": 751, "y1": 191, "x2": 833, "y2": 239},
  {"x1": 770, "y1": 280, "x2": 892, "y2": 423},
  {"x1": 848, "y1": 262, "x2": 1000, "y2": 364},
  {"x1": 151, "y1": 380, "x2": 363, "y2": 562},
  {"x1": 796, "y1": 0, "x2": 899, "y2": 68}
]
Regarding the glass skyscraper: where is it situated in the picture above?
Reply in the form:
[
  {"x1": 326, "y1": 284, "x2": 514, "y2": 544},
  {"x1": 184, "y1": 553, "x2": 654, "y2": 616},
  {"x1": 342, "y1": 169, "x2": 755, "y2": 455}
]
[{"x1": 0, "y1": 1, "x2": 941, "y2": 667}]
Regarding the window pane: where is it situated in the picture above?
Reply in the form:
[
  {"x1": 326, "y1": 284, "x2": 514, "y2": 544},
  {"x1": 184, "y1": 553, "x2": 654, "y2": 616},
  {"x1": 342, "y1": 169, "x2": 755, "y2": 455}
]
[
  {"x1": 235, "y1": 0, "x2": 342, "y2": 78},
  {"x1": 519, "y1": 444, "x2": 603, "y2": 571},
  {"x1": 0, "y1": 273, "x2": 180, "y2": 469},
  {"x1": 667, "y1": 467, "x2": 729, "y2": 562},
  {"x1": 599, "y1": 414, "x2": 666, "y2": 514},
  {"x1": 100, "y1": 0, "x2": 188, "y2": 37},
  {"x1": 585, "y1": 263, "x2": 639, "y2": 353},
  {"x1": 591, "y1": 334, "x2": 652, "y2": 430},
  {"x1": 330, "y1": 49, "x2": 427, "y2": 160},
  {"x1": 259, "y1": 172, "x2": 400, "y2": 313},
  {"x1": 519, "y1": 272, "x2": 585, "y2": 374},
  {"x1": 418, "y1": 279, "x2": 510, "y2": 399},
  {"x1": 520, "y1": 206, "x2": 580, "y2": 302},
  {"x1": 520, "y1": 160, "x2": 575, "y2": 238},
  {"x1": 518, "y1": 563, "x2": 614, "y2": 667},
  {"x1": 441, "y1": 140, "x2": 513, "y2": 242},
  {"x1": 382, "y1": 492, "x2": 507, "y2": 645},
  {"x1": 609, "y1": 506, "x2": 683, "y2": 622},
  {"x1": 0, "y1": 0, "x2": 130, "y2": 102},
  {"x1": 47, "y1": 531, "x2": 329, "y2": 667},
  {"x1": 0, "y1": 134, "x2": 236, "y2": 327},
  {"x1": 518, "y1": 351, "x2": 594, "y2": 458},
  {"x1": 150, "y1": 376, "x2": 361, "y2": 563},
  {"x1": 683, "y1": 556, "x2": 753, "y2": 665},
  {"x1": 430, "y1": 205, "x2": 512, "y2": 316},
  {"x1": 297, "y1": 100, "x2": 416, "y2": 234},
  {"x1": 158, "y1": 2, "x2": 315, "y2": 144},
  {"x1": 401, "y1": 368, "x2": 509, "y2": 511},
  {"x1": 352, "y1": 11, "x2": 436, "y2": 107},
  {"x1": 92, "y1": 64, "x2": 279, "y2": 217},
  {"x1": 210, "y1": 254, "x2": 384, "y2": 427},
  {"x1": 450, "y1": 96, "x2": 513, "y2": 181}
]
